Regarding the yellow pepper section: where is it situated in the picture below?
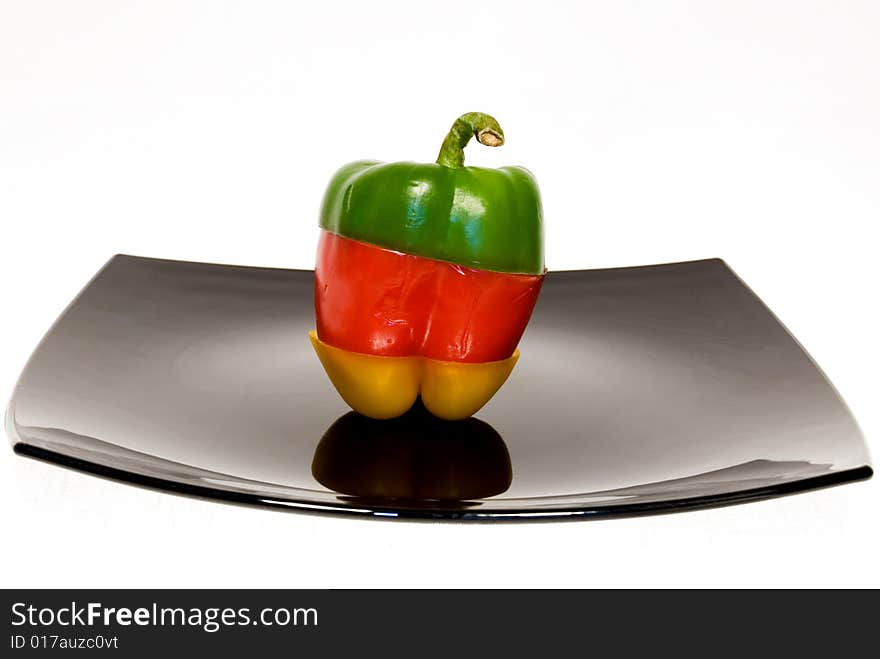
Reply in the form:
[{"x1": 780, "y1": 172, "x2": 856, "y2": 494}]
[
  {"x1": 420, "y1": 352, "x2": 519, "y2": 420},
  {"x1": 309, "y1": 331, "x2": 420, "y2": 420},
  {"x1": 309, "y1": 330, "x2": 518, "y2": 420}
]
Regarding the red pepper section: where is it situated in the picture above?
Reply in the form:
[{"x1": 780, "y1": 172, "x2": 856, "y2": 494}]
[{"x1": 315, "y1": 231, "x2": 545, "y2": 363}]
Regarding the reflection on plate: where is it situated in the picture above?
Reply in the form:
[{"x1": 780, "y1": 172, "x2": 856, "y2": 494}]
[{"x1": 312, "y1": 401, "x2": 512, "y2": 506}]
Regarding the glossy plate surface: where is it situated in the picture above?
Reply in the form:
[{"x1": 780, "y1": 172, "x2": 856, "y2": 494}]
[{"x1": 6, "y1": 255, "x2": 872, "y2": 520}]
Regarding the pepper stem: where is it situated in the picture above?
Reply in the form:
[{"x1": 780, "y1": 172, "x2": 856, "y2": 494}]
[{"x1": 436, "y1": 112, "x2": 505, "y2": 168}]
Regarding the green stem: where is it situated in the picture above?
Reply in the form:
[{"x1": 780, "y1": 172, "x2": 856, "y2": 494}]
[{"x1": 436, "y1": 112, "x2": 504, "y2": 168}]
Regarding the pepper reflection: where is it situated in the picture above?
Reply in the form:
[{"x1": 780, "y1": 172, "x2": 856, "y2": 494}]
[{"x1": 312, "y1": 400, "x2": 512, "y2": 505}]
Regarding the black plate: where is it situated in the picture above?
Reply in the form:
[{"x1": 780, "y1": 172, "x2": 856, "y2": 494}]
[{"x1": 6, "y1": 255, "x2": 871, "y2": 520}]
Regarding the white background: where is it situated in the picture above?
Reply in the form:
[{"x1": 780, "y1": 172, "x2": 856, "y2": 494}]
[{"x1": 1, "y1": 1, "x2": 877, "y2": 588}]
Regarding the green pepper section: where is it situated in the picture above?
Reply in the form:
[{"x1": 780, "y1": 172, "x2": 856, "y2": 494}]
[{"x1": 318, "y1": 113, "x2": 544, "y2": 275}]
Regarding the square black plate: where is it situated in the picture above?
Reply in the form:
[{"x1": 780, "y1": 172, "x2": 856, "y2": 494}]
[{"x1": 6, "y1": 255, "x2": 871, "y2": 520}]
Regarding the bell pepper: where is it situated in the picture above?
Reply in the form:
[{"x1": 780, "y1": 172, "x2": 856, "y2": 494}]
[{"x1": 310, "y1": 112, "x2": 545, "y2": 420}]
